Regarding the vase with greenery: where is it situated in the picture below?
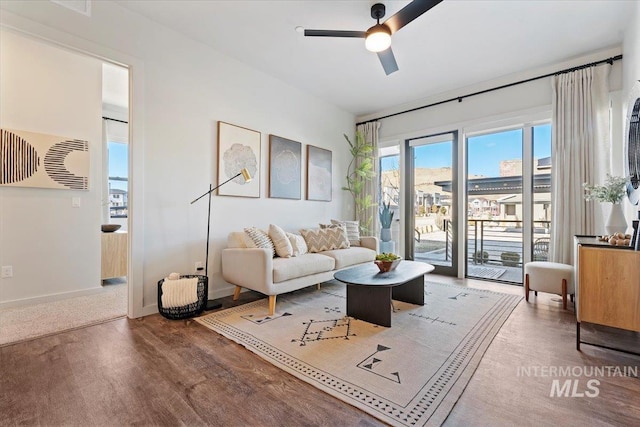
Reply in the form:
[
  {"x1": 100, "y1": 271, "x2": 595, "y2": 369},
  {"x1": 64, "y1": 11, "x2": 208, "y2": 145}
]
[
  {"x1": 379, "y1": 201, "x2": 394, "y2": 242},
  {"x1": 342, "y1": 132, "x2": 376, "y2": 233},
  {"x1": 584, "y1": 174, "x2": 628, "y2": 234}
]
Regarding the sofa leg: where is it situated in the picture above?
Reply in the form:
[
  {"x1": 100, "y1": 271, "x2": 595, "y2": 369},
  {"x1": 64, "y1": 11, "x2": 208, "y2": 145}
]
[
  {"x1": 317, "y1": 283, "x2": 321, "y2": 290},
  {"x1": 268, "y1": 295, "x2": 276, "y2": 315},
  {"x1": 233, "y1": 286, "x2": 242, "y2": 301},
  {"x1": 525, "y1": 274, "x2": 530, "y2": 302},
  {"x1": 562, "y1": 279, "x2": 567, "y2": 310}
]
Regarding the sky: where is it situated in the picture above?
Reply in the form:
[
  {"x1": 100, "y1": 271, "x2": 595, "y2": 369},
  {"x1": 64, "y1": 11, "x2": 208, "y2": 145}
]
[
  {"x1": 108, "y1": 142, "x2": 128, "y2": 191},
  {"x1": 381, "y1": 124, "x2": 551, "y2": 177}
]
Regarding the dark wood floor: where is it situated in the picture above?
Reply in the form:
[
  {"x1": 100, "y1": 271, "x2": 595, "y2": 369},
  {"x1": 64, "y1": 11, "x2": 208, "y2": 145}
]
[{"x1": 1, "y1": 276, "x2": 638, "y2": 426}]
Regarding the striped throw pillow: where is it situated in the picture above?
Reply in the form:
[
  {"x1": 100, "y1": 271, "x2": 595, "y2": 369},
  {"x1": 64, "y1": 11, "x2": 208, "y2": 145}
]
[
  {"x1": 330, "y1": 219, "x2": 361, "y2": 246},
  {"x1": 244, "y1": 227, "x2": 275, "y2": 257}
]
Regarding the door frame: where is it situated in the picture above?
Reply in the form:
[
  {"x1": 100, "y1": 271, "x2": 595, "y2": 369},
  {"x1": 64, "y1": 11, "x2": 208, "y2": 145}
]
[{"x1": 404, "y1": 130, "x2": 459, "y2": 276}]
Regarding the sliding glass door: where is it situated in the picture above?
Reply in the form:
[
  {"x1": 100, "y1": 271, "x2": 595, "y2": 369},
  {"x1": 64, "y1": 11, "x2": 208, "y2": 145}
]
[
  {"x1": 405, "y1": 132, "x2": 458, "y2": 276},
  {"x1": 465, "y1": 123, "x2": 552, "y2": 284}
]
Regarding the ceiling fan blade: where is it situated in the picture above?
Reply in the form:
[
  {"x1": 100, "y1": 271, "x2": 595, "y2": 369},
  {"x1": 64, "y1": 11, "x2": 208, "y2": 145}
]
[
  {"x1": 384, "y1": 0, "x2": 443, "y2": 34},
  {"x1": 304, "y1": 29, "x2": 366, "y2": 38},
  {"x1": 377, "y1": 47, "x2": 399, "y2": 75}
]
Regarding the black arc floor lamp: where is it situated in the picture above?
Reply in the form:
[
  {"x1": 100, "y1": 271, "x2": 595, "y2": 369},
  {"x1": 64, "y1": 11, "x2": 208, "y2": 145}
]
[{"x1": 191, "y1": 168, "x2": 252, "y2": 310}]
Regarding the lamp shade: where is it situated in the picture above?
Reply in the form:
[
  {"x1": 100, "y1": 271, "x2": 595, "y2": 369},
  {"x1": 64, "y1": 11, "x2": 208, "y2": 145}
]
[{"x1": 365, "y1": 24, "x2": 391, "y2": 53}]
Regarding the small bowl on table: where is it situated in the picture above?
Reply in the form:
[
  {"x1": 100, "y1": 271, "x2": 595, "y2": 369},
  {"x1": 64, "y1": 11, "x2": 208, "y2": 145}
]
[
  {"x1": 101, "y1": 224, "x2": 121, "y2": 233},
  {"x1": 374, "y1": 257, "x2": 402, "y2": 273}
]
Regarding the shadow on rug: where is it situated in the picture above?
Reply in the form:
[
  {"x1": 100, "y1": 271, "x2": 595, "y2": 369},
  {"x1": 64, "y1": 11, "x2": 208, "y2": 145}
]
[{"x1": 196, "y1": 281, "x2": 521, "y2": 427}]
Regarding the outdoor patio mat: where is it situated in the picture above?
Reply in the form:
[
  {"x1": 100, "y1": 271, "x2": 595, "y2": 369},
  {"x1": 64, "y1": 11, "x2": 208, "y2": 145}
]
[
  {"x1": 467, "y1": 265, "x2": 507, "y2": 280},
  {"x1": 196, "y1": 281, "x2": 521, "y2": 427}
]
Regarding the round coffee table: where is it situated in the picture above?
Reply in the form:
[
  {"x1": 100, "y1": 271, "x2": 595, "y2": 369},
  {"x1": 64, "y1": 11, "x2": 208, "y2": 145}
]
[{"x1": 334, "y1": 260, "x2": 434, "y2": 327}]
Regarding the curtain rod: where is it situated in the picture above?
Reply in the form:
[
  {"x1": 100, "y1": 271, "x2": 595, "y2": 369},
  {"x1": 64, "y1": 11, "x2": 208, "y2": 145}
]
[
  {"x1": 356, "y1": 54, "x2": 623, "y2": 126},
  {"x1": 102, "y1": 116, "x2": 128, "y2": 124}
]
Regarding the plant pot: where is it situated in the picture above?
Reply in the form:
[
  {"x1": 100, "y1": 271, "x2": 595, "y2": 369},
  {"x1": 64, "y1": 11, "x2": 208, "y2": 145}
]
[
  {"x1": 380, "y1": 228, "x2": 392, "y2": 242},
  {"x1": 605, "y1": 203, "x2": 627, "y2": 235}
]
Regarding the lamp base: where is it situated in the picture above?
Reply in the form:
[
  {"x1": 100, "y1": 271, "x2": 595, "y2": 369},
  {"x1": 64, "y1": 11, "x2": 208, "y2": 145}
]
[{"x1": 205, "y1": 300, "x2": 223, "y2": 311}]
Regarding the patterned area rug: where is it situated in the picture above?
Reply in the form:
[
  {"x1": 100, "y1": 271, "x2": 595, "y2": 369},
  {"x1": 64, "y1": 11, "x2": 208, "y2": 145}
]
[{"x1": 196, "y1": 281, "x2": 521, "y2": 426}]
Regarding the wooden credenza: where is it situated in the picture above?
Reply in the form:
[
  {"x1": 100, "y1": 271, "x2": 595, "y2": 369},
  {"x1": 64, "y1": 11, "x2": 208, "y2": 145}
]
[
  {"x1": 574, "y1": 236, "x2": 640, "y2": 351},
  {"x1": 101, "y1": 231, "x2": 128, "y2": 280}
]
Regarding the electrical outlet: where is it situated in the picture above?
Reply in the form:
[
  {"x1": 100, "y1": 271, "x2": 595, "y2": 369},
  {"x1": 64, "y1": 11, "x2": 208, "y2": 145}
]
[
  {"x1": 195, "y1": 261, "x2": 204, "y2": 271},
  {"x1": 1, "y1": 266, "x2": 13, "y2": 278}
]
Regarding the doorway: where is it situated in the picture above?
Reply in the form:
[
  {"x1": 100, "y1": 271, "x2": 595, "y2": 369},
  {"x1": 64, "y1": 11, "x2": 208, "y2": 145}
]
[
  {"x1": 100, "y1": 62, "x2": 129, "y2": 312},
  {"x1": 405, "y1": 131, "x2": 459, "y2": 276}
]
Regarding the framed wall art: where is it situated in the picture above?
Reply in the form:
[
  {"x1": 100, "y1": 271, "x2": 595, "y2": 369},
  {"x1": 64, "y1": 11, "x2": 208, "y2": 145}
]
[
  {"x1": 0, "y1": 128, "x2": 89, "y2": 190},
  {"x1": 217, "y1": 121, "x2": 260, "y2": 197},
  {"x1": 268, "y1": 134, "x2": 301, "y2": 199},
  {"x1": 306, "y1": 145, "x2": 332, "y2": 201}
]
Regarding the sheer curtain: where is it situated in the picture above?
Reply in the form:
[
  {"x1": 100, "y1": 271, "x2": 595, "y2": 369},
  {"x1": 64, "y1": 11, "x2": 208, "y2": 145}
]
[
  {"x1": 356, "y1": 121, "x2": 380, "y2": 236},
  {"x1": 550, "y1": 64, "x2": 611, "y2": 264}
]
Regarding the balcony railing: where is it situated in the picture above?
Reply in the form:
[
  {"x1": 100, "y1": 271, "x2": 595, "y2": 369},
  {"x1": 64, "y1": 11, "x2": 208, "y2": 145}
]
[{"x1": 415, "y1": 218, "x2": 551, "y2": 284}]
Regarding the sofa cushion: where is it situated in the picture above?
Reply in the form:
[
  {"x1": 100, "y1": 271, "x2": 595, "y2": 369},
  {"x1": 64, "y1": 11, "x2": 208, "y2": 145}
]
[
  {"x1": 269, "y1": 224, "x2": 293, "y2": 258},
  {"x1": 330, "y1": 219, "x2": 361, "y2": 246},
  {"x1": 320, "y1": 247, "x2": 376, "y2": 270},
  {"x1": 301, "y1": 226, "x2": 350, "y2": 253},
  {"x1": 272, "y1": 254, "x2": 335, "y2": 283},
  {"x1": 286, "y1": 232, "x2": 308, "y2": 256},
  {"x1": 244, "y1": 227, "x2": 275, "y2": 257}
]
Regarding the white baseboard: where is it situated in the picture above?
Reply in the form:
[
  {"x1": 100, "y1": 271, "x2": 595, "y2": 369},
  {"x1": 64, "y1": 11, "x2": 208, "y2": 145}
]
[
  {"x1": 209, "y1": 284, "x2": 238, "y2": 300},
  {"x1": 0, "y1": 286, "x2": 105, "y2": 310},
  {"x1": 140, "y1": 303, "x2": 158, "y2": 318}
]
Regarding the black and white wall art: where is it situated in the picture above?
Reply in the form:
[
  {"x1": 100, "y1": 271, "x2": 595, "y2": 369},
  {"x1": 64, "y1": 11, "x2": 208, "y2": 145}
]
[{"x1": 0, "y1": 128, "x2": 89, "y2": 190}]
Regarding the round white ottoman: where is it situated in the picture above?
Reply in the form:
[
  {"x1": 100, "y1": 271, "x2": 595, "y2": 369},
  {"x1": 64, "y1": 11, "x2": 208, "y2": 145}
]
[{"x1": 524, "y1": 261, "x2": 574, "y2": 309}]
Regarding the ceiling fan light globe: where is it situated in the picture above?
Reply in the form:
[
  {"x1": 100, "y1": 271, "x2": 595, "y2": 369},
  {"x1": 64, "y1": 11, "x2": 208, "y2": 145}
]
[{"x1": 365, "y1": 25, "x2": 391, "y2": 52}]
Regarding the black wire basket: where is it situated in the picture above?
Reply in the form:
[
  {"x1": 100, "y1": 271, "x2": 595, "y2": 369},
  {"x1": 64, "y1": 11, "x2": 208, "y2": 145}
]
[{"x1": 157, "y1": 274, "x2": 208, "y2": 320}]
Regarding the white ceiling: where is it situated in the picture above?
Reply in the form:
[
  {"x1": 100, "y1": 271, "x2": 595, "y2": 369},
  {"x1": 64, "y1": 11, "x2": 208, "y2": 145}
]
[{"x1": 113, "y1": 0, "x2": 634, "y2": 117}]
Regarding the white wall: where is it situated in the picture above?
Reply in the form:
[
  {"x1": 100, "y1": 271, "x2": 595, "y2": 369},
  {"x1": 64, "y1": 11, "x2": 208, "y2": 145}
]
[
  {"x1": 0, "y1": 1, "x2": 355, "y2": 314},
  {"x1": 622, "y1": 1, "x2": 640, "y2": 222},
  {"x1": 0, "y1": 30, "x2": 103, "y2": 304}
]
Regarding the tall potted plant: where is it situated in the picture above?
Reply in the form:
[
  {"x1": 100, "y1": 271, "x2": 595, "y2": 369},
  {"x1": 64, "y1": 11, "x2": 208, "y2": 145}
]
[
  {"x1": 343, "y1": 132, "x2": 376, "y2": 233},
  {"x1": 379, "y1": 201, "x2": 394, "y2": 242}
]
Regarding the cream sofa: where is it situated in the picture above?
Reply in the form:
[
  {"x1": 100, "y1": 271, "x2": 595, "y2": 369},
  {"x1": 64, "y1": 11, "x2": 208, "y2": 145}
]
[{"x1": 222, "y1": 232, "x2": 377, "y2": 315}]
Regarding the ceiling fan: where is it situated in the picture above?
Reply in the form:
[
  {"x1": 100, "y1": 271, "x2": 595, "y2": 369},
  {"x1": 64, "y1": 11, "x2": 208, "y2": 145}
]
[{"x1": 304, "y1": 0, "x2": 443, "y2": 75}]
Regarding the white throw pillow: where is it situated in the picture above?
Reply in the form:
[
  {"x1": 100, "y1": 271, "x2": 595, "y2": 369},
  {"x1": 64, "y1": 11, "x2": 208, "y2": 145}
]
[
  {"x1": 269, "y1": 224, "x2": 293, "y2": 258},
  {"x1": 286, "y1": 232, "x2": 308, "y2": 256},
  {"x1": 330, "y1": 219, "x2": 361, "y2": 246},
  {"x1": 244, "y1": 227, "x2": 275, "y2": 257}
]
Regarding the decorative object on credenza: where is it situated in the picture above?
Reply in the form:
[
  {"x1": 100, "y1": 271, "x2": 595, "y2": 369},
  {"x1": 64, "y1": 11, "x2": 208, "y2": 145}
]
[
  {"x1": 597, "y1": 232, "x2": 632, "y2": 246},
  {"x1": 101, "y1": 224, "x2": 121, "y2": 233},
  {"x1": 583, "y1": 174, "x2": 628, "y2": 235},
  {"x1": 217, "y1": 121, "x2": 260, "y2": 198},
  {"x1": 624, "y1": 80, "x2": 640, "y2": 205},
  {"x1": 306, "y1": 145, "x2": 332, "y2": 201},
  {"x1": 632, "y1": 219, "x2": 640, "y2": 251},
  {"x1": 0, "y1": 128, "x2": 89, "y2": 190},
  {"x1": 191, "y1": 167, "x2": 252, "y2": 310},
  {"x1": 379, "y1": 200, "x2": 394, "y2": 242},
  {"x1": 374, "y1": 252, "x2": 401, "y2": 273},
  {"x1": 268, "y1": 134, "x2": 301, "y2": 199}
]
